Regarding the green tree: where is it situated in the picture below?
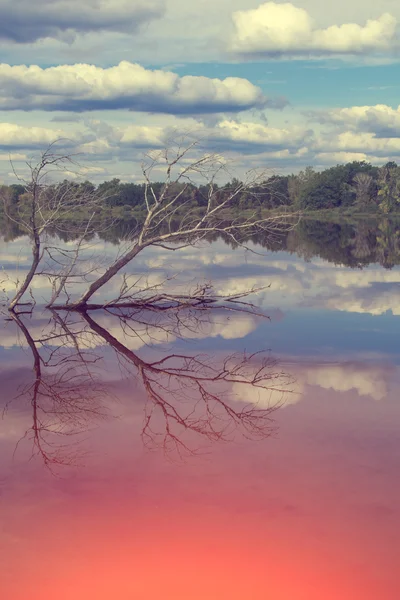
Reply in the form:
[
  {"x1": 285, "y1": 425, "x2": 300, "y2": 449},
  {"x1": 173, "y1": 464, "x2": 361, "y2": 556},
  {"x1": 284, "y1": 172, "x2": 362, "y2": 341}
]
[{"x1": 377, "y1": 166, "x2": 400, "y2": 213}]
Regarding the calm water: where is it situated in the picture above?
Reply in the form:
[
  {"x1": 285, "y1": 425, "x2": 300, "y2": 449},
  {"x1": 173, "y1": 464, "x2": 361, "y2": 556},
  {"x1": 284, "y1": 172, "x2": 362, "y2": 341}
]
[{"x1": 1, "y1": 220, "x2": 400, "y2": 599}]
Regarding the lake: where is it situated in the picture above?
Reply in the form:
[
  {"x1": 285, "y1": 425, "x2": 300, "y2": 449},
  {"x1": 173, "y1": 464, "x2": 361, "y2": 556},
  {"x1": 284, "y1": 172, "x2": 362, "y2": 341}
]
[{"x1": 1, "y1": 218, "x2": 400, "y2": 599}]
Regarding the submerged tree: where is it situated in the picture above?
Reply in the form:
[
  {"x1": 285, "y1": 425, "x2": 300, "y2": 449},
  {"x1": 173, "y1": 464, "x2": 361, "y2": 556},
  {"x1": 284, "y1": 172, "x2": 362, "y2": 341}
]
[{"x1": 3, "y1": 140, "x2": 296, "y2": 312}]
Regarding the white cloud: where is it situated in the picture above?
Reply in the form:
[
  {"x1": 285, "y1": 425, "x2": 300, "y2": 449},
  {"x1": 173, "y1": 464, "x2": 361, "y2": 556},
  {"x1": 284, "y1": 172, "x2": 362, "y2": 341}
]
[
  {"x1": 0, "y1": 122, "x2": 87, "y2": 149},
  {"x1": 314, "y1": 105, "x2": 400, "y2": 137},
  {"x1": 0, "y1": 112, "x2": 315, "y2": 178},
  {"x1": 209, "y1": 119, "x2": 311, "y2": 151},
  {"x1": 4, "y1": 112, "x2": 398, "y2": 177},
  {"x1": 0, "y1": 152, "x2": 27, "y2": 161},
  {"x1": 230, "y1": 2, "x2": 398, "y2": 57},
  {"x1": 0, "y1": 0, "x2": 164, "y2": 43},
  {"x1": 313, "y1": 151, "x2": 400, "y2": 166},
  {"x1": 315, "y1": 151, "x2": 373, "y2": 164},
  {"x1": 0, "y1": 61, "x2": 267, "y2": 114},
  {"x1": 81, "y1": 116, "x2": 311, "y2": 161},
  {"x1": 119, "y1": 124, "x2": 165, "y2": 147},
  {"x1": 313, "y1": 130, "x2": 400, "y2": 158}
]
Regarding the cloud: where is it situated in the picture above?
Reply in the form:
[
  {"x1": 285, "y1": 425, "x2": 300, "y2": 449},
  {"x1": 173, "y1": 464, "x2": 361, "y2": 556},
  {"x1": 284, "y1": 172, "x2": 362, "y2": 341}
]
[
  {"x1": 108, "y1": 118, "x2": 310, "y2": 156},
  {"x1": 206, "y1": 119, "x2": 311, "y2": 152},
  {"x1": 118, "y1": 124, "x2": 165, "y2": 148},
  {"x1": 312, "y1": 105, "x2": 400, "y2": 137},
  {"x1": 0, "y1": 122, "x2": 87, "y2": 149},
  {"x1": 314, "y1": 130, "x2": 400, "y2": 157},
  {"x1": 314, "y1": 151, "x2": 393, "y2": 165},
  {"x1": 0, "y1": 152, "x2": 27, "y2": 161},
  {"x1": 0, "y1": 0, "x2": 164, "y2": 43},
  {"x1": 0, "y1": 113, "x2": 310, "y2": 170},
  {"x1": 0, "y1": 61, "x2": 267, "y2": 114},
  {"x1": 230, "y1": 2, "x2": 398, "y2": 57}
]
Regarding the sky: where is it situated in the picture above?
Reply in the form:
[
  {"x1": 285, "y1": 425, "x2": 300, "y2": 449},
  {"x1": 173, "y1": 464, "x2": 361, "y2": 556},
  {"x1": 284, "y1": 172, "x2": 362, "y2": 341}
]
[{"x1": 2, "y1": 0, "x2": 400, "y2": 183}]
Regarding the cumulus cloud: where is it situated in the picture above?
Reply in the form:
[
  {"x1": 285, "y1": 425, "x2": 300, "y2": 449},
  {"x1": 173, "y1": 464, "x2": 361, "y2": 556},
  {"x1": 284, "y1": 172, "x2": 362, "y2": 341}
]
[
  {"x1": 118, "y1": 124, "x2": 165, "y2": 148},
  {"x1": 314, "y1": 151, "x2": 383, "y2": 165},
  {"x1": 207, "y1": 119, "x2": 311, "y2": 152},
  {"x1": 0, "y1": 61, "x2": 267, "y2": 114},
  {"x1": 110, "y1": 118, "x2": 311, "y2": 156},
  {"x1": 0, "y1": 122, "x2": 87, "y2": 149},
  {"x1": 314, "y1": 130, "x2": 400, "y2": 157},
  {"x1": 313, "y1": 104, "x2": 400, "y2": 137},
  {"x1": 230, "y1": 2, "x2": 398, "y2": 57},
  {"x1": 0, "y1": 0, "x2": 164, "y2": 43}
]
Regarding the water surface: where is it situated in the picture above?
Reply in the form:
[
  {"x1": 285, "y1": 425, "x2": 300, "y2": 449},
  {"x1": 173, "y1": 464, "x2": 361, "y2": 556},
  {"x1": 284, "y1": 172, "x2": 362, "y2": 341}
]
[{"x1": 1, "y1": 220, "x2": 400, "y2": 599}]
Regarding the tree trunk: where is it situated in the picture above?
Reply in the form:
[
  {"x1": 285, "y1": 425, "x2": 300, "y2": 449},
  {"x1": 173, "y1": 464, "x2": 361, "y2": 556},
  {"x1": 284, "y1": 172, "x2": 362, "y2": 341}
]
[
  {"x1": 68, "y1": 243, "x2": 145, "y2": 308},
  {"x1": 8, "y1": 235, "x2": 40, "y2": 311}
]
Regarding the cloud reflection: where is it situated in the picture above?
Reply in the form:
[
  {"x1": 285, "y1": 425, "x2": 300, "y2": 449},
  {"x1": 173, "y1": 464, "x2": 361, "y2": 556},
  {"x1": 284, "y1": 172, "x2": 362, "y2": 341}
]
[{"x1": 234, "y1": 361, "x2": 391, "y2": 409}]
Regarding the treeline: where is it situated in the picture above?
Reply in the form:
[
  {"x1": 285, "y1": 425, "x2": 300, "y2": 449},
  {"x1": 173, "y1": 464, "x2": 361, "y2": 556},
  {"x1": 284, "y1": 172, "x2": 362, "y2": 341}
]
[
  {"x1": 2, "y1": 159, "x2": 400, "y2": 215},
  {"x1": 260, "y1": 159, "x2": 400, "y2": 213}
]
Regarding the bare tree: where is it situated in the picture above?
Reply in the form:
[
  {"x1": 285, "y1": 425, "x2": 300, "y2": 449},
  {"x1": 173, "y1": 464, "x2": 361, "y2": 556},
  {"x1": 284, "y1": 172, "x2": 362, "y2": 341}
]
[
  {"x1": 2, "y1": 143, "x2": 108, "y2": 311},
  {"x1": 47, "y1": 141, "x2": 296, "y2": 310},
  {"x1": 3, "y1": 140, "x2": 296, "y2": 313}
]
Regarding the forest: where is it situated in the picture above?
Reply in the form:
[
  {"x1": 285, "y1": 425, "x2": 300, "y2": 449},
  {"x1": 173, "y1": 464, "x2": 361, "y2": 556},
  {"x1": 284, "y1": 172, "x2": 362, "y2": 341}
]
[{"x1": 2, "y1": 159, "x2": 400, "y2": 219}]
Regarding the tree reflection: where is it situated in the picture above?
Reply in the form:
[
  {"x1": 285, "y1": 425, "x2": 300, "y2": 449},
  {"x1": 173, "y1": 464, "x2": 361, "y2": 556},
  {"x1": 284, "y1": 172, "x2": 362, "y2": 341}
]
[
  {"x1": 4, "y1": 216, "x2": 400, "y2": 271},
  {"x1": 8, "y1": 311, "x2": 108, "y2": 468},
  {"x1": 5, "y1": 306, "x2": 290, "y2": 469}
]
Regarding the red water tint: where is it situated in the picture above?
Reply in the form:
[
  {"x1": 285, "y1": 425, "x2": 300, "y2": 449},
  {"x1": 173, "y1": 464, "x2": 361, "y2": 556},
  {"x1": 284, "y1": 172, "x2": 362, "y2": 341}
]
[{"x1": 1, "y1": 377, "x2": 400, "y2": 599}]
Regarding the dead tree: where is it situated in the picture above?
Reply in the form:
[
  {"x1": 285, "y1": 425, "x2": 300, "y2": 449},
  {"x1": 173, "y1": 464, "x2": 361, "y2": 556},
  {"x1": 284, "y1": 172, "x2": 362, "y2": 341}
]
[
  {"x1": 2, "y1": 143, "x2": 108, "y2": 311},
  {"x1": 49, "y1": 141, "x2": 296, "y2": 310},
  {"x1": 3, "y1": 140, "x2": 297, "y2": 312}
]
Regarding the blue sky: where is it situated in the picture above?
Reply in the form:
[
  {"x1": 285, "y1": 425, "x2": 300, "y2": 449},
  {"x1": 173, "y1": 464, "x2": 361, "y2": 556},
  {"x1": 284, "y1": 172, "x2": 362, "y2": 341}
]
[
  {"x1": 1, "y1": 0, "x2": 400, "y2": 183},
  {"x1": 173, "y1": 61, "x2": 400, "y2": 109}
]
